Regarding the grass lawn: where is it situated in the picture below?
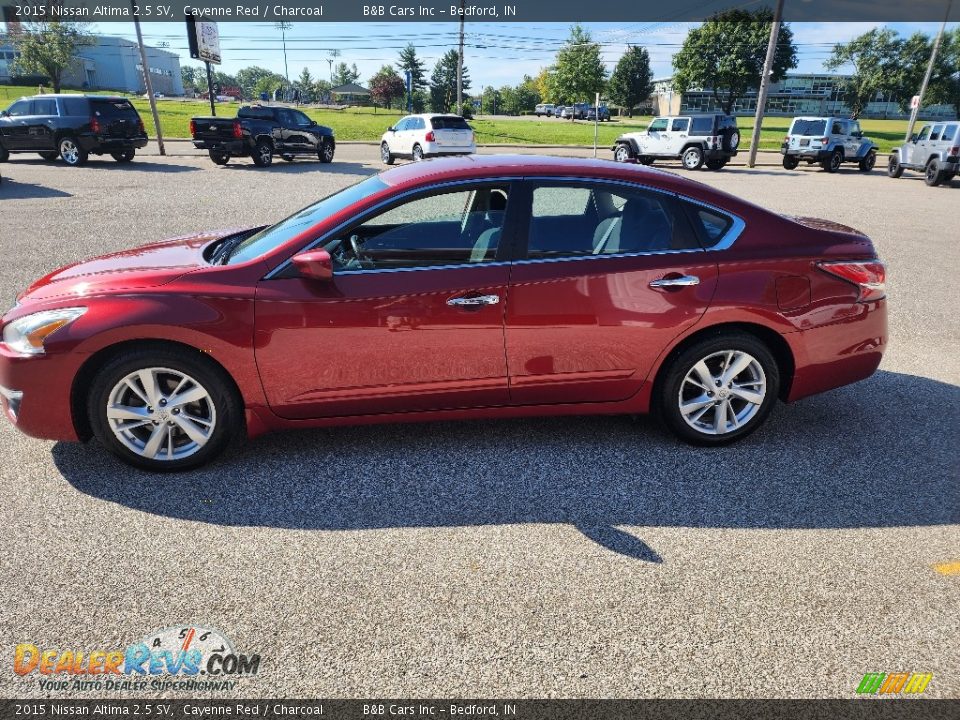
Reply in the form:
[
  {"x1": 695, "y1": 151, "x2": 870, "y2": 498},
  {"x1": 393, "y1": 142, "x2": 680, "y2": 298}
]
[{"x1": 1, "y1": 85, "x2": 910, "y2": 152}]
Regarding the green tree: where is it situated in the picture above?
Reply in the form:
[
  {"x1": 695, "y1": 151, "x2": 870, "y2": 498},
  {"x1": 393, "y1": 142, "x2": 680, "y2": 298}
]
[
  {"x1": 926, "y1": 28, "x2": 960, "y2": 118},
  {"x1": 296, "y1": 67, "x2": 314, "y2": 93},
  {"x1": 551, "y1": 24, "x2": 607, "y2": 105},
  {"x1": 824, "y1": 27, "x2": 903, "y2": 118},
  {"x1": 332, "y1": 62, "x2": 361, "y2": 86},
  {"x1": 429, "y1": 50, "x2": 470, "y2": 113},
  {"x1": 534, "y1": 67, "x2": 555, "y2": 104},
  {"x1": 11, "y1": 21, "x2": 93, "y2": 93},
  {"x1": 312, "y1": 79, "x2": 333, "y2": 104},
  {"x1": 396, "y1": 43, "x2": 427, "y2": 92},
  {"x1": 672, "y1": 9, "x2": 798, "y2": 115},
  {"x1": 181, "y1": 65, "x2": 205, "y2": 92},
  {"x1": 607, "y1": 45, "x2": 653, "y2": 117},
  {"x1": 369, "y1": 65, "x2": 406, "y2": 109},
  {"x1": 236, "y1": 66, "x2": 286, "y2": 98}
]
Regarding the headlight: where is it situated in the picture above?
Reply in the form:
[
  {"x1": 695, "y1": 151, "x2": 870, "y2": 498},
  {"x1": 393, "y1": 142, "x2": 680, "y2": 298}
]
[{"x1": 2, "y1": 307, "x2": 87, "y2": 355}]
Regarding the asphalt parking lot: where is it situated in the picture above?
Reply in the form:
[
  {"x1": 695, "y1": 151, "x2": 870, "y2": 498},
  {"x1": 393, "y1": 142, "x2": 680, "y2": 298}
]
[{"x1": 0, "y1": 145, "x2": 957, "y2": 699}]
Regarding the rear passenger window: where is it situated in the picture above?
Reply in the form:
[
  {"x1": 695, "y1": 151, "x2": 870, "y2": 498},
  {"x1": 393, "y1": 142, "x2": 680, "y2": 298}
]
[
  {"x1": 671, "y1": 118, "x2": 690, "y2": 132},
  {"x1": 526, "y1": 183, "x2": 700, "y2": 259},
  {"x1": 61, "y1": 97, "x2": 88, "y2": 115},
  {"x1": 944, "y1": 125, "x2": 958, "y2": 143},
  {"x1": 930, "y1": 125, "x2": 944, "y2": 141},
  {"x1": 689, "y1": 205, "x2": 734, "y2": 248},
  {"x1": 32, "y1": 98, "x2": 58, "y2": 116}
]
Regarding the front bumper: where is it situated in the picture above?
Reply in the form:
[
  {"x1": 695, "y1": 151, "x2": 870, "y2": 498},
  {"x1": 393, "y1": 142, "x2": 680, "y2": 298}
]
[{"x1": 0, "y1": 343, "x2": 82, "y2": 441}]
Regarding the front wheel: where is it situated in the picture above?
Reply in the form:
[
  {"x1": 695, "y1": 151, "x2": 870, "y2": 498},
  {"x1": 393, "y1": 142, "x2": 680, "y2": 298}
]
[
  {"x1": 251, "y1": 140, "x2": 273, "y2": 167},
  {"x1": 657, "y1": 333, "x2": 780, "y2": 446},
  {"x1": 59, "y1": 136, "x2": 88, "y2": 166},
  {"x1": 613, "y1": 144, "x2": 633, "y2": 163},
  {"x1": 111, "y1": 149, "x2": 135, "y2": 163},
  {"x1": 380, "y1": 142, "x2": 395, "y2": 165},
  {"x1": 209, "y1": 150, "x2": 230, "y2": 165},
  {"x1": 412, "y1": 143, "x2": 424, "y2": 161},
  {"x1": 782, "y1": 155, "x2": 800, "y2": 170},
  {"x1": 318, "y1": 138, "x2": 335, "y2": 163},
  {"x1": 858, "y1": 151, "x2": 876, "y2": 172},
  {"x1": 681, "y1": 146, "x2": 704, "y2": 170},
  {"x1": 87, "y1": 347, "x2": 242, "y2": 472}
]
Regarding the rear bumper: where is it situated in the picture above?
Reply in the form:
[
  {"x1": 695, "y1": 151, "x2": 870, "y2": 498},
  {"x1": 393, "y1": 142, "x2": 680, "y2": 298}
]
[
  {"x1": 781, "y1": 143, "x2": 831, "y2": 161},
  {"x1": 193, "y1": 139, "x2": 249, "y2": 155},
  {"x1": 0, "y1": 344, "x2": 82, "y2": 441},
  {"x1": 81, "y1": 135, "x2": 148, "y2": 153},
  {"x1": 785, "y1": 298, "x2": 887, "y2": 402},
  {"x1": 423, "y1": 142, "x2": 476, "y2": 156}
]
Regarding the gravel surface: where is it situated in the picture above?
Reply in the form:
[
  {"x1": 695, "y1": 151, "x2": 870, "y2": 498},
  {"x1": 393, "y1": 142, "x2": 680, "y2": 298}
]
[{"x1": 0, "y1": 146, "x2": 957, "y2": 699}]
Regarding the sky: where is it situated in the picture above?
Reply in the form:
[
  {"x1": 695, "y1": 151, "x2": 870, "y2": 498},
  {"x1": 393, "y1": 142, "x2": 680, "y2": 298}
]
[{"x1": 87, "y1": 21, "x2": 960, "y2": 89}]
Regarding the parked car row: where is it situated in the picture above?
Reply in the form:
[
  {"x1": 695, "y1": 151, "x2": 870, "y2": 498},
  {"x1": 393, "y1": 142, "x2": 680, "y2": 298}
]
[
  {"x1": 888, "y1": 121, "x2": 959, "y2": 186},
  {"x1": 534, "y1": 103, "x2": 611, "y2": 121}
]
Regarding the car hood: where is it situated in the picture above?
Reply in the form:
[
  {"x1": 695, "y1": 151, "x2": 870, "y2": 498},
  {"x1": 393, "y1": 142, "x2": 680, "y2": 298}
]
[{"x1": 17, "y1": 227, "x2": 248, "y2": 303}]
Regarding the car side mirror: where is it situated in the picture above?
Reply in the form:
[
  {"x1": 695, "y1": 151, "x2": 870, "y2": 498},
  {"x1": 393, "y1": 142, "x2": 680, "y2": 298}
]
[
  {"x1": 291, "y1": 249, "x2": 333, "y2": 281},
  {"x1": 388, "y1": 127, "x2": 396, "y2": 132},
  {"x1": 0, "y1": 110, "x2": 8, "y2": 118}
]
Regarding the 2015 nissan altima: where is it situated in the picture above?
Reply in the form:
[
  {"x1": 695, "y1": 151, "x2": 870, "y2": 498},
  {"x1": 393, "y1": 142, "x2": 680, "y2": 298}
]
[{"x1": 0, "y1": 155, "x2": 887, "y2": 471}]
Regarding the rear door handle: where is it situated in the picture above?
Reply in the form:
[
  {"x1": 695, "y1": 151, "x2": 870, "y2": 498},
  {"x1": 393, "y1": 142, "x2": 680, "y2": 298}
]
[
  {"x1": 447, "y1": 294, "x2": 500, "y2": 307},
  {"x1": 649, "y1": 275, "x2": 700, "y2": 288}
]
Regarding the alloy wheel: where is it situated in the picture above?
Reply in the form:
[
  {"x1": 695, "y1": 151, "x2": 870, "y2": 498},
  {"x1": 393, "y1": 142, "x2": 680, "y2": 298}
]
[
  {"x1": 106, "y1": 367, "x2": 217, "y2": 461},
  {"x1": 60, "y1": 139, "x2": 80, "y2": 165},
  {"x1": 678, "y1": 350, "x2": 767, "y2": 436}
]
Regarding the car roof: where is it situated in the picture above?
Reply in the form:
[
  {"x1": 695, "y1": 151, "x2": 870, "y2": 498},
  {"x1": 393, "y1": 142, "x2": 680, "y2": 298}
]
[{"x1": 15, "y1": 94, "x2": 130, "y2": 100}]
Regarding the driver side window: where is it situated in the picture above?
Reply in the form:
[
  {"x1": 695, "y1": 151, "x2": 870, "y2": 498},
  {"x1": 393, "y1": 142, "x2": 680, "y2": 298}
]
[
  {"x1": 648, "y1": 118, "x2": 668, "y2": 132},
  {"x1": 330, "y1": 185, "x2": 510, "y2": 271}
]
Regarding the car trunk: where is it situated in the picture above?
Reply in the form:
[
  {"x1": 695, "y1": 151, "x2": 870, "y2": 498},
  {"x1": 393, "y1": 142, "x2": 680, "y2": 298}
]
[
  {"x1": 192, "y1": 117, "x2": 239, "y2": 141},
  {"x1": 431, "y1": 116, "x2": 473, "y2": 147},
  {"x1": 90, "y1": 99, "x2": 143, "y2": 139}
]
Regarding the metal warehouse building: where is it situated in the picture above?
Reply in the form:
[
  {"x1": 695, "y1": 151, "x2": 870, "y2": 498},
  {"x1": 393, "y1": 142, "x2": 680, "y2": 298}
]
[{"x1": 0, "y1": 34, "x2": 183, "y2": 96}]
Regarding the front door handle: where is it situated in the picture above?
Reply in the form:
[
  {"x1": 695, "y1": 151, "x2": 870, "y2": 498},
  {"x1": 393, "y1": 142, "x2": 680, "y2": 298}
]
[
  {"x1": 649, "y1": 275, "x2": 700, "y2": 289},
  {"x1": 447, "y1": 294, "x2": 500, "y2": 307}
]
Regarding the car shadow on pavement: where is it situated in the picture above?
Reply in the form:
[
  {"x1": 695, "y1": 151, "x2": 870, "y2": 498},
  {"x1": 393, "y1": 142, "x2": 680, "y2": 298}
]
[
  {"x1": 3, "y1": 158, "x2": 202, "y2": 173},
  {"x1": 53, "y1": 369, "x2": 959, "y2": 562},
  {"x1": 215, "y1": 161, "x2": 375, "y2": 176},
  {"x1": 0, "y1": 177, "x2": 72, "y2": 199}
]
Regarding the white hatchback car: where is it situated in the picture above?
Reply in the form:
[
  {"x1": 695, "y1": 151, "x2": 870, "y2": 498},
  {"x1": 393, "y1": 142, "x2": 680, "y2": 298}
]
[{"x1": 380, "y1": 113, "x2": 476, "y2": 164}]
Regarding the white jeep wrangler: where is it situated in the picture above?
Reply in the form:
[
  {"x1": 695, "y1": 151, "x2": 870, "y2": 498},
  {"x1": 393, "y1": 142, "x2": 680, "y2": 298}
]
[{"x1": 612, "y1": 114, "x2": 740, "y2": 171}]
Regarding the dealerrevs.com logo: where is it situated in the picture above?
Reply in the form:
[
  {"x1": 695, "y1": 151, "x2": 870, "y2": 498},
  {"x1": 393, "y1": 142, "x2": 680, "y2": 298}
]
[{"x1": 13, "y1": 626, "x2": 261, "y2": 692}]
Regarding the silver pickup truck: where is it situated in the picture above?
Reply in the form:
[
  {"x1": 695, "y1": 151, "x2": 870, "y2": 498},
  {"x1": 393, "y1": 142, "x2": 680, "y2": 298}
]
[{"x1": 888, "y1": 121, "x2": 959, "y2": 187}]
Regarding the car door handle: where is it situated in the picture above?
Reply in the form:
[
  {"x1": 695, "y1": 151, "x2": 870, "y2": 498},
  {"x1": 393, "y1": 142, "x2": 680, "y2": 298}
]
[
  {"x1": 649, "y1": 275, "x2": 700, "y2": 288},
  {"x1": 447, "y1": 294, "x2": 500, "y2": 307}
]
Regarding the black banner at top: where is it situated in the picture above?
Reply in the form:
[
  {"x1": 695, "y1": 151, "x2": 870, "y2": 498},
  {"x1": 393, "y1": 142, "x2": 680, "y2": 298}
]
[{"x1": 1, "y1": 0, "x2": 960, "y2": 23}]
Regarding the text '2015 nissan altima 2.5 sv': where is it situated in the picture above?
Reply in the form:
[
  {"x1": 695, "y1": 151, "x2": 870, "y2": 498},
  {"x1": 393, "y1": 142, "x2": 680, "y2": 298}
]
[{"x1": 0, "y1": 156, "x2": 887, "y2": 471}]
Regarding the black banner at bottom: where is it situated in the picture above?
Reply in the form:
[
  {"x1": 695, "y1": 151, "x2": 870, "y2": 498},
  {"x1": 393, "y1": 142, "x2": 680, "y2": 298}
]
[{"x1": 1, "y1": 699, "x2": 959, "y2": 720}]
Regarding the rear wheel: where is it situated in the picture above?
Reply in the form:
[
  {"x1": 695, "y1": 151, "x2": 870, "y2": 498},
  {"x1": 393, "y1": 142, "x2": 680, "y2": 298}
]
[
  {"x1": 613, "y1": 144, "x2": 632, "y2": 163},
  {"x1": 58, "y1": 136, "x2": 88, "y2": 166},
  {"x1": 208, "y1": 150, "x2": 230, "y2": 165},
  {"x1": 412, "y1": 143, "x2": 424, "y2": 161},
  {"x1": 251, "y1": 140, "x2": 273, "y2": 167},
  {"x1": 111, "y1": 149, "x2": 135, "y2": 163},
  {"x1": 318, "y1": 138, "x2": 335, "y2": 163},
  {"x1": 822, "y1": 148, "x2": 843, "y2": 173},
  {"x1": 925, "y1": 158, "x2": 945, "y2": 186},
  {"x1": 858, "y1": 150, "x2": 876, "y2": 172},
  {"x1": 87, "y1": 347, "x2": 242, "y2": 472},
  {"x1": 658, "y1": 333, "x2": 780, "y2": 446},
  {"x1": 39, "y1": 151, "x2": 59, "y2": 161},
  {"x1": 887, "y1": 155, "x2": 903, "y2": 178},
  {"x1": 782, "y1": 155, "x2": 800, "y2": 170},
  {"x1": 681, "y1": 145, "x2": 704, "y2": 170},
  {"x1": 380, "y1": 142, "x2": 395, "y2": 165}
]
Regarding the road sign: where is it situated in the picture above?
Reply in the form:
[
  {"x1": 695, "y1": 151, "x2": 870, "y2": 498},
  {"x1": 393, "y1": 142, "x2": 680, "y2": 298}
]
[
  {"x1": 911, "y1": 95, "x2": 920, "y2": 109},
  {"x1": 186, "y1": 14, "x2": 221, "y2": 65}
]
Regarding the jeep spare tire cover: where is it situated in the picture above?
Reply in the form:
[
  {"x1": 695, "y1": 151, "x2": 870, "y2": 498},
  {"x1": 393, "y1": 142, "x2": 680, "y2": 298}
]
[{"x1": 725, "y1": 130, "x2": 740, "y2": 151}]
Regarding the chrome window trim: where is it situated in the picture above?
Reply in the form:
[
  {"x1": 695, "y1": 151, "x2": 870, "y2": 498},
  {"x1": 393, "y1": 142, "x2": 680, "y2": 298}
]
[{"x1": 264, "y1": 174, "x2": 746, "y2": 279}]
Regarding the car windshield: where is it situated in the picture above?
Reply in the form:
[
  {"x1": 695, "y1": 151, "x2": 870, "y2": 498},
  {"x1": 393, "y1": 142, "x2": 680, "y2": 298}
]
[
  {"x1": 225, "y1": 175, "x2": 390, "y2": 265},
  {"x1": 791, "y1": 119, "x2": 827, "y2": 136}
]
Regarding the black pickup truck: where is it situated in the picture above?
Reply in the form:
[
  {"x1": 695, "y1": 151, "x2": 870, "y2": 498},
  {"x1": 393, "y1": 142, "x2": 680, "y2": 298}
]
[{"x1": 190, "y1": 105, "x2": 336, "y2": 167}]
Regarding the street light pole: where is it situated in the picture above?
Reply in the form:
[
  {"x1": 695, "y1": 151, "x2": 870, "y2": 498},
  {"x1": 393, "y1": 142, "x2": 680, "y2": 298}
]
[
  {"x1": 456, "y1": 0, "x2": 465, "y2": 115},
  {"x1": 131, "y1": 0, "x2": 165, "y2": 155},
  {"x1": 747, "y1": 0, "x2": 784, "y2": 168},
  {"x1": 276, "y1": 22, "x2": 292, "y2": 95},
  {"x1": 905, "y1": 0, "x2": 953, "y2": 141}
]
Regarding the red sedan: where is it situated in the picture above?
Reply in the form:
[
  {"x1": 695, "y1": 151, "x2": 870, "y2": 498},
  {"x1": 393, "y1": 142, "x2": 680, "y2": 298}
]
[{"x1": 0, "y1": 156, "x2": 886, "y2": 471}]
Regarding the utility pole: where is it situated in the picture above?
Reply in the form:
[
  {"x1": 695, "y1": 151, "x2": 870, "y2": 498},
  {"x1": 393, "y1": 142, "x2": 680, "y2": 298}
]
[
  {"x1": 131, "y1": 0, "x2": 165, "y2": 155},
  {"x1": 456, "y1": 0, "x2": 465, "y2": 115},
  {"x1": 905, "y1": 0, "x2": 953, "y2": 141},
  {"x1": 276, "y1": 22, "x2": 292, "y2": 95},
  {"x1": 327, "y1": 49, "x2": 341, "y2": 84},
  {"x1": 747, "y1": 0, "x2": 783, "y2": 168}
]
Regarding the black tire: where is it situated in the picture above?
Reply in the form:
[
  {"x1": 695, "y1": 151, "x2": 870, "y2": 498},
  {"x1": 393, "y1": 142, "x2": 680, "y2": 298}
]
[
  {"x1": 705, "y1": 159, "x2": 726, "y2": 171},
  {"x1": 681, "y1": 145, "x2": 704, "y2": 171},
  {"x1": 822, "y1": 148, "x2": 842, "y2": 173},
  {"x1": 858, "y1": 150, "x2": 876, "y2": 173},
  {"x1": 412, "y1": 143, "x2": 424, "y2": 161},
  {"x1": 58, "y1": 136, "x2": 88, "y2": 166},
  {"x1": 613, "y1": 144, "x2": 633, "y2": 163},
  {"x1": 723, "y1": 130, "x2": 740, "y2": 152},
  {"x1": 380, "y1": 141, "x2": 395, "y2": 165},
  {"x1": 0, "y1": 143, "x2": 8, "y2": 163},
  {"x1": 111, "y1": 149, "x2": 135, "y2": 163},
  {"x1": 209, "y1": 150, "x2": 230, "y2": 166},
  {"x1": 39, "y1": 151, "x2": 59, "y2": 161},
  {"x1": 887, "y1": 155, "x2": 903, "y2": 178},
  {"x1": 657, "y1": 333, "x2": 780, "y2": 446},
  {"x1": 925, "y1": 158, "x2": 944, "y2": 187},
  {"x1": 87, "y1": 346, "x2": 242, "y2": 472},
  {"x1": 251, "y1": 140, "x2": 273, "y2": 167},
  {"x1": 318, "y1": 137, "x2": 335, "y2": 163},
  {"x1": 782, "y1": 155, "x2": 800, "y2": 170}
]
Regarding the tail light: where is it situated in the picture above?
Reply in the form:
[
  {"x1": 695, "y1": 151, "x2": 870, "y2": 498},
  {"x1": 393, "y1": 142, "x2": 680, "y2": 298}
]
[
  {"x1": 232, "y1": 120, "x2": 243, "y2": 139},
  {"x1": 90, "y1": 116, "x2": 101, "y2": 134},
  {"x1": 817, "y1": 261, "x2": 886, "y2": 303},
  {"x1": 424, "y1": 130, "x2": 436, "y2": 142},
  {"x1": 138, "y1": 119, "x2": 145, "y2": 135},
  {"x1": 950, "y1": 146, "x2": 959, "y2": 157},
  {"x1": 189, "y1": 119, "x2": 196, "y2": 136}
]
